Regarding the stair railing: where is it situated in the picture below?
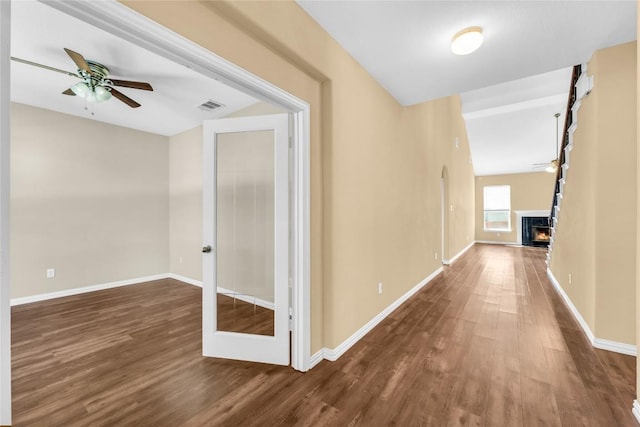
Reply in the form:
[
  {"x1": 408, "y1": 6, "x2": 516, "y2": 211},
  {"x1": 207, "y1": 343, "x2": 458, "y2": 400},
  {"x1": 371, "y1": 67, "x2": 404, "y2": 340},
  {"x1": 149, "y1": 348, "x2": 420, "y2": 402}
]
[{"x1": 549, "y1": 64, "x2": 582, "y2": 234}]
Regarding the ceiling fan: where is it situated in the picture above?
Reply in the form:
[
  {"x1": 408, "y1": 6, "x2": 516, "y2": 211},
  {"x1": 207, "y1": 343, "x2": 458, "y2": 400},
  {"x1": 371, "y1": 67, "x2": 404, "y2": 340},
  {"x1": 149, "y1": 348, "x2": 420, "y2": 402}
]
[
  {"x1": 533, "y1": 112, "x2": 561, "y2": 173},
  {"x1": 11, "y1": 48, "x2": 153, "y2": 108}
]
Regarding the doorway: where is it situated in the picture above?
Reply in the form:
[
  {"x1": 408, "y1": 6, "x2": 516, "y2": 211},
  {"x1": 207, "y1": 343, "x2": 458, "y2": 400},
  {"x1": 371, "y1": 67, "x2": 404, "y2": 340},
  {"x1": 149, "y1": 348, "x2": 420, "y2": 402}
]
[{"x1": 0, "y1": 1, "x2": 312, "y2": 422}]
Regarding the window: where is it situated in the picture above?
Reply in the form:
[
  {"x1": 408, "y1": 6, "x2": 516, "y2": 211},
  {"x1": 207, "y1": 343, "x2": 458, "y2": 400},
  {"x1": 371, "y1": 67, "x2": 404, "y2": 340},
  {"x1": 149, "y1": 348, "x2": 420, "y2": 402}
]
[{"x1": 483, "y1": 185, "x2": 511, "y2": 231}]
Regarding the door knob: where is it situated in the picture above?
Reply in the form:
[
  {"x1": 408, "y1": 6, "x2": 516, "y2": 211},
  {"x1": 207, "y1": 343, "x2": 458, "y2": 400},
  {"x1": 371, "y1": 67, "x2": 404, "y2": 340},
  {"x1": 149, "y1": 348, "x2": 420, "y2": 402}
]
[{"x1": 202, "y1": 245, "x2": 212, "y2": 253}]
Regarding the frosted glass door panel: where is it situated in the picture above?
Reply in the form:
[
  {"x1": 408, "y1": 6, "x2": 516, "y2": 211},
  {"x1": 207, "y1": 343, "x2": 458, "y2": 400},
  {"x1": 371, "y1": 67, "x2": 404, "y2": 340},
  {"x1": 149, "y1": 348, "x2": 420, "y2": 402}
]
[{"x1": 216, "y1": 130, "x2": 274, "y2": 336}]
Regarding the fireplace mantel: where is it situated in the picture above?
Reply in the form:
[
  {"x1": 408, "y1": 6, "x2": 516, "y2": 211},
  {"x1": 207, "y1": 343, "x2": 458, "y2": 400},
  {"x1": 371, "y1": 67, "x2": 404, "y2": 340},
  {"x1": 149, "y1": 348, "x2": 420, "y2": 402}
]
[{"x1": 515, "y1": 210, "x2": 551, "y2": 245}]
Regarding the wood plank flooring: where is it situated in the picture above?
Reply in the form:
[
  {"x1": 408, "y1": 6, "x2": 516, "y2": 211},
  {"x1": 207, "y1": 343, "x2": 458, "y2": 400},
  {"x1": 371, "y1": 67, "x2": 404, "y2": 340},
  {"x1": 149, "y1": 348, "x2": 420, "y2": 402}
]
[{"x1": 11, "y1": 244, "x2": 637, "y2": 426}]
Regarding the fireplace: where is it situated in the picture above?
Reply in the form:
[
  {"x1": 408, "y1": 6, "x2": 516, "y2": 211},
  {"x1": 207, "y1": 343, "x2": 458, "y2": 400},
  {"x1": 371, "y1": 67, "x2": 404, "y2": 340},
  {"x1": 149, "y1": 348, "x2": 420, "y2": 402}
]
[
  {"x1": 521, "y1": 216, "x2": 550, "y2": 247},
  {"x1": 532, "y1": 226, "x2": 550, "y2": 245}
]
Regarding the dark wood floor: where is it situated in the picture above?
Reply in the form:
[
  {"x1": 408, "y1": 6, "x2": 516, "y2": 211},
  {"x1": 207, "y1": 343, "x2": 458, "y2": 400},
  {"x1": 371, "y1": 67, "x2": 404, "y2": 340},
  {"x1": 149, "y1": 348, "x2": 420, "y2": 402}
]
[
  {"x1": 217, "y1": 293, "x2": 274, "y2": 336},
  {"x1": 11, "y1": 244, "x2": 637, "y2": 426}
]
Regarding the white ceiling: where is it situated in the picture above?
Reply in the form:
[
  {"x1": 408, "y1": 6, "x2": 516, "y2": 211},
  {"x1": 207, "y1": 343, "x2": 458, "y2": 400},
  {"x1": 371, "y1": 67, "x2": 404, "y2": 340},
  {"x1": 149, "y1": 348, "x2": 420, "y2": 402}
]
[
  {"x1": 462, "y1": 67, "x2": 571, "y2": 176},
  {"x1": 10, "y1": 1, "x2": 260, "y2": 137},
  {"x1": 297, "y1": 1, "x2": 636, "y2": 106},
  {"x1": 298, "y1": 1, "x2": 636, "y2": 176}
]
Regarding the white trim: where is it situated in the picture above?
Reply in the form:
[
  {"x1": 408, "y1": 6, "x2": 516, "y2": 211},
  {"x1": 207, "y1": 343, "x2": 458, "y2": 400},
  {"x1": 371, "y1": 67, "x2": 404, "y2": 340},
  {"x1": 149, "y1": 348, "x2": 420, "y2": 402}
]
[
  {"x1": 475, "y1": 240, "x2": 519, "y2": 246},
  {"x1": 308, "y1": 349, "x2": 325, "y2": 369},
  {"x1": 217, "y1": 286, "x2": 275, "y2": 311},
  {"x1": 10, "y1": 274, "x2": 169, "y2": 306},
  {"x1": 0, "y1": 1, "x2": 10, "y2": 424},
  {"x1": 593, "y1": 338, "x2": 637, "y2": 356},
  {"x1": 514, "y1": 210, "x2": 551, "y2": 245},
  {"x1": 575, "y1": 70, "x2": 593, "y2": 101},
  {"x1": 167, "y1": 274, "x2": 278, "y2": 311},
  {"x1": 46, "y1": 0, "x2": 311, "y2": 372},
  {"x1": 291, "y1": 106, "x2": 311, "y2": 371},
  {"x1": 11, "y1": 271, "x2": 276, "y2": 310},
  {"x1": 166, "y1": 273, "x2": 202, "y2": 287},
  {"x1": 632, "y1": 400, "x2": 640, "y2": 424},
  {"x1": 322, "y1": 267, "x2": 443, "y2": 361},
  {"x1": 440, "y1": 177, "x2": 445, "y2": 263},
  {"x1": 443, "y1": 241, "x2": 475, "y2": 265},
  {"x1": 547, "y1": 268, "x2": 637, "y2": 356},
  {"x1": 547, "y1": 268, "x2": 595, "y2": 343}
]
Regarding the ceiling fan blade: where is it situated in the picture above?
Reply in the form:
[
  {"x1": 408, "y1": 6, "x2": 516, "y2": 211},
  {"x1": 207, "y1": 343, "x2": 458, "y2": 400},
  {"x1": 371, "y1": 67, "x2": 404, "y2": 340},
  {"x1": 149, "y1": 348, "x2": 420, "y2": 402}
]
[
  {"x1": 64, "y1": 48, "x2": 92, "y2": 75},
  {"x1": 110, "y1": 79, "x2": 153, "y2": 91},
  {"x1": 62, "y1": 88, "x2": 75, "y2": 96},
  {"x1": 11, "y1": 56, "x2": 78, "y2": 78},
  {"x1": 110, "y1": 88, "x2": 141, "y2": 108}
]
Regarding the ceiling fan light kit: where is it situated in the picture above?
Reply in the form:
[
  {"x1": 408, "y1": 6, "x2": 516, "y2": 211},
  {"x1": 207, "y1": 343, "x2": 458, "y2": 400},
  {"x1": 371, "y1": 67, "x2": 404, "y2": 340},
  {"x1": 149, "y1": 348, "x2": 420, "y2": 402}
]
[
  {"x1": 11, "y1": 47, "x2": 153, "y2": 109},
  {"x1": 546, "y1": 113, "x2": 561, "y2": 173},
  {"x1": 532, "y1": 113, "x2": 562, "y2": 173},
  {"x1": 70, "y1": 82, "x2": 112, "y2": 103},
  {"x1": 545, "y1": 160, "x2": 558, "y2": 173}
]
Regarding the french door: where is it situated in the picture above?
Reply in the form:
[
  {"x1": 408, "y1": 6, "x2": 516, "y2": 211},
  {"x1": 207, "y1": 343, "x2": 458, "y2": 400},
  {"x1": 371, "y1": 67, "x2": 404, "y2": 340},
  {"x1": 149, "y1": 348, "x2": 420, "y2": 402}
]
[{"x1": 202, "y1": 114, "x2": 290, "y2": 365}]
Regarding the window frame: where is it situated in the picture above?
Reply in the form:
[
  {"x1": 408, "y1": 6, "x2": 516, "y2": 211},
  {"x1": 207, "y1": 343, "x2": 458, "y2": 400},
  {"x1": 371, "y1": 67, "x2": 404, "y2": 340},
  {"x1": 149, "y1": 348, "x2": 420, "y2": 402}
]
[{"x1": 483, "y1": 185, "x2": 511, "y2": 232}]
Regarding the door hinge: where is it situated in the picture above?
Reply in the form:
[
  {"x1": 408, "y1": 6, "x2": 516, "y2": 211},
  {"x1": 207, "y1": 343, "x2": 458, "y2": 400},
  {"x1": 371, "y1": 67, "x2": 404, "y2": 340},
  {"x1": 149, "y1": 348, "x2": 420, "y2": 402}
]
[{"x1": 289, "y1": 307, "x2": 293, "y2": 331}]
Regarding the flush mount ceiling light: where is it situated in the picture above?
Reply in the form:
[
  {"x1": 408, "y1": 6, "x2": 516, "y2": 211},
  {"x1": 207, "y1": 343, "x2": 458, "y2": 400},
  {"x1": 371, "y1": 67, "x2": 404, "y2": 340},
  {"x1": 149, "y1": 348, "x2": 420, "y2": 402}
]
[{"x1": 451, "y1": 27, "x2": 483, "y2": 55}]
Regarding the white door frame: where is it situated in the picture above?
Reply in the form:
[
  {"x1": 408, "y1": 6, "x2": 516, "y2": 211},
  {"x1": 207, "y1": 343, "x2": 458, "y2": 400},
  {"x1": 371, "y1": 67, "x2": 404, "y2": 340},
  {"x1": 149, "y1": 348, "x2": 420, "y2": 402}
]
[
  {"x1": 0, "y1": 1, "x2": 312, "y2": 418},
  {"x1": 440, "y1": 177, "x2": 445, "y2": 264},
  {"x1": 0, "y1": 2, "x2": 11, "y2": 424}
]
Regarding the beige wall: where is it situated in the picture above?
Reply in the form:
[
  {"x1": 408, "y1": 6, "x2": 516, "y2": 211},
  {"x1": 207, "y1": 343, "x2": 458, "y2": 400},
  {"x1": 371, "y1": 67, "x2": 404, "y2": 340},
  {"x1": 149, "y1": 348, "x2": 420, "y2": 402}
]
[
  {"x1": 168, "y1": 102, "x2": 286, "y2": 283},
  {"x1": 169, "y1": 126, "x2": 202, "y2": 281},
  {"x1": 475, "y1": 172, "x2": 556, "y2": 243},
  {"x1": 11, "y1": 102, "x2": 169, "y2": 299},
  {"x1": 637, "y1": 1, "x2": 639, "y2": 402},
  {"x1": 126, "y1": 1, "x2": 475, "y2": 351},
  {"x1": 551, "y1": 41, "x2": 637, "y2": 346}
]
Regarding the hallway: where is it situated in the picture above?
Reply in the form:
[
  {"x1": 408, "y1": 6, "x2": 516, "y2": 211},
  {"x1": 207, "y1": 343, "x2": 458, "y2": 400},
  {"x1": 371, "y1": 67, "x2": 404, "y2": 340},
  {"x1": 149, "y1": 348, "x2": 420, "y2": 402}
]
[{"x1": 11, "y1": 244, "x2": 636, "y2": 426}]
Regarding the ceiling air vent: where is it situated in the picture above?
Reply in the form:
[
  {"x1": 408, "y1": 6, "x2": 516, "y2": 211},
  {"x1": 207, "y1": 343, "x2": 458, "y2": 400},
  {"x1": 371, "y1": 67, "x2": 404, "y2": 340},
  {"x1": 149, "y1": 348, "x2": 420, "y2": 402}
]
[{"x1": 197, "y1": 100, "x2": 225, "y2": 112}]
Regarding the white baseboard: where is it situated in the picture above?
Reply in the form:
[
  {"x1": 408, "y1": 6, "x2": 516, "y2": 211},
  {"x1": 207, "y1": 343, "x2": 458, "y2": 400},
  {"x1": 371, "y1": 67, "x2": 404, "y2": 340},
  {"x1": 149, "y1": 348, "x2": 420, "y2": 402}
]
[
  {"x1": 12, "y1": 272, "x2": 275, "y2": 312},
  {"x1": 443, "y1": 241, "x2": 475, "y2": 265},
  {"x1": 166, "y1": 273, "x2": 202, "y2": 287},
  {"x1": 321, "y1": 266, "x2": 444, "y2": 362},
  {"x1": 546, "y1": 268, "x2": 595, "y2": 342},
  {"x1": 546, "y1": 268, "x2": 637, "y2": 356},
  {"x1": 10, "y1": 273, "x2": 169, "y2": 306},
  {"x1": 308, "y1": 349, "x2": 325, "y2": 369},
  {"x1": 475, "y1": 240, "x2": 519, "y2": 246},
  {"x1": 217, "y1": 286, "x2": 274, "y2": 310},
  {"x1": 593, "y1": 338, "x2": 637, "y2": 357},
  {"x1": 632, "y1": 400, "x2": 640, "y2": 424},
  {"x1": 165, "y1": 273, "x2": 274, "y2": 310}
]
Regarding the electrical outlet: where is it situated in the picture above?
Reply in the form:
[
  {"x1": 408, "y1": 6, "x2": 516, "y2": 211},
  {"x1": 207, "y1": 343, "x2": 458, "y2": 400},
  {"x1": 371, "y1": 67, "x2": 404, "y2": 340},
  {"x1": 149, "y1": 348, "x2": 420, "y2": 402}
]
[
  {"x1": 434, "y1": 252, "x2": 438, "y2": 260},
  {"x1": 497, "y1": 233, "x2": 501, "y2": 237},
  {"x1": 46, "y1": 268, "x2": 55, "y2": 279},
  {"x1": 569, "y1": 273, "x2": 572, "y2": 284},
  {"x1": 378, "y1": 282, "x2": 383, "y2": 295},
  {"x1": 179, "y1": 256, "x2": 183, "y2": 265}
]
